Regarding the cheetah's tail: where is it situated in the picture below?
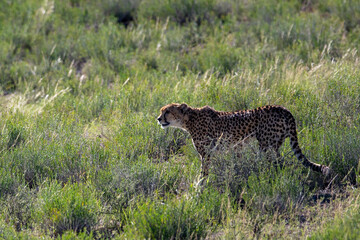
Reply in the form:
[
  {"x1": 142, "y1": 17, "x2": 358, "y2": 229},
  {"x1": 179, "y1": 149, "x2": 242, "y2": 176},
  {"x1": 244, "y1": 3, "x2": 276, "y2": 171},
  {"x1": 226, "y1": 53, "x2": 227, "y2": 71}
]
[{"x1": 289, "y1": 130, "x2": 331, "y2": 176}]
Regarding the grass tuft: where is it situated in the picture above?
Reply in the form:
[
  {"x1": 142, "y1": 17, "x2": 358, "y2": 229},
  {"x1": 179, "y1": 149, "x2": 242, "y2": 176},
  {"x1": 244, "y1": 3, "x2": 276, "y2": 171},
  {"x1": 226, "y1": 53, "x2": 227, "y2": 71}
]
[{"x1": 34, "y1": 181, "x2": 100, "y2": 236}]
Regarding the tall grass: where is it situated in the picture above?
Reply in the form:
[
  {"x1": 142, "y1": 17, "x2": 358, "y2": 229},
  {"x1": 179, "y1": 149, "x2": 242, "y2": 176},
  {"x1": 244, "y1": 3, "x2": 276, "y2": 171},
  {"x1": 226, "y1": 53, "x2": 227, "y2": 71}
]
[
  {"x1": 1, "y1": 0, "x2": 359, "y2": 238},
  {"x1": 124, "y1": 189, "x2": 224, "y2": 239}
]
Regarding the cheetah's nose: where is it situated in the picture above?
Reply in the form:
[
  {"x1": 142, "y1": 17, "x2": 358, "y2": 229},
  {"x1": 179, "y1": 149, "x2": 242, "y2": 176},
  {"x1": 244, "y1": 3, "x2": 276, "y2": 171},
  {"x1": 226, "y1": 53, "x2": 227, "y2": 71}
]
[{"x1": 157, "y1": 117, "x2": 162, "y2": 122}]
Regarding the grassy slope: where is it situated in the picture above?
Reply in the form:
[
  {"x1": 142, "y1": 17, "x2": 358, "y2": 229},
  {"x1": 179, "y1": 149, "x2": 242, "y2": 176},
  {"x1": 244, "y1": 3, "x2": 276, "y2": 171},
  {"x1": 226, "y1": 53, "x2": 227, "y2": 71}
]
[{"x1": 0, "y1": 0, "x2": 360, "y2": 239}]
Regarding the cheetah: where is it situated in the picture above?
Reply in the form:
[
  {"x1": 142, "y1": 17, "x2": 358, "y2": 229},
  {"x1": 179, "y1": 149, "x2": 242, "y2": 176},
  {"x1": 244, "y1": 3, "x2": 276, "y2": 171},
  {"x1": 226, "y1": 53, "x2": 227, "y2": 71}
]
[{"x1": 157, "y1": 103, "x2": 330, "y2": 177}]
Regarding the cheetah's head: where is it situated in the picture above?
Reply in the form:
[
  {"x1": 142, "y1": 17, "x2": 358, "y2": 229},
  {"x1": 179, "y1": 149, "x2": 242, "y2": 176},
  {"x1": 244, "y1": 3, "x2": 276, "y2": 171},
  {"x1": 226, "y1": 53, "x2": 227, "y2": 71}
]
[{"x1": 157, "y1": 103, "x2": 189, "y2": 129}]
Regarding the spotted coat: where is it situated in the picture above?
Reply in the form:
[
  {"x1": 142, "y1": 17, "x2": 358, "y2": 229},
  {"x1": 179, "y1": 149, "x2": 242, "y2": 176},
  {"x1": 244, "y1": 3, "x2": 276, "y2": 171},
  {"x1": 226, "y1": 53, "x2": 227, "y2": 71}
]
[{"x1": 157, "y1": 103, "x2": 330, "y2": 177}]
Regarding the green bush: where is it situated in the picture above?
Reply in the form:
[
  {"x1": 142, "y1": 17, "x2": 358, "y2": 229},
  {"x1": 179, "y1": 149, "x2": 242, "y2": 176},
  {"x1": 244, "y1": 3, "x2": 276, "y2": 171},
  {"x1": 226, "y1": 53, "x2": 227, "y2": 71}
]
[
  {"x1": 138, "y1": 0, "x2": 223, "y2": 25},
  {"x1": 310, "y1": 192, "x2": 360, "y2": 240},
  {"x1": 94, "y1": 153, "x2": 188, "y2": 220},
  {"x1": 0, "y1": 218, "x2": 40, "y2": 240},
  {"x1": 198, "y1": 40, "x2": 242, "y2": 75},
  {"x1": 2, "y1": 186, "x2": 35, "y2": 232},
  {"x1": 244, "y1": 164, "x2": 308, "y2": 214},
  {"x1": 0, "y1": 169, "x2": 19, "y2": 198},
  {"x1": 124, "y1": 190, "x2": 223, "y2": 239},
  {"x1": 34, "y1": 181, "x2": 100, "y2": 236}
]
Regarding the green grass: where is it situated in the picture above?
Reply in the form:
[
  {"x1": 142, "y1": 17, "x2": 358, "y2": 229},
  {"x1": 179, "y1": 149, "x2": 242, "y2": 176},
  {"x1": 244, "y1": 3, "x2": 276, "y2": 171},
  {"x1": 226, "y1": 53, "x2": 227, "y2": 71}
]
[
  {"x1": 123, "y1": 188, "x2": 224, "y2": 239},
  {"x1": 34, "y1": 181, "x2": 100, "y2": 236},
  {"x1": 1, "y1": 0, "x2": 360, "y2": 238}
]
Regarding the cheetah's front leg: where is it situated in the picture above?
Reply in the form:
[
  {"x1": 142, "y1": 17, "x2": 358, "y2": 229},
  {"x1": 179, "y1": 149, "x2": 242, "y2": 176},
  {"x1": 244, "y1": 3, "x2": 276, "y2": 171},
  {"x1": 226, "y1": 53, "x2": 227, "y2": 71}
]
[
  {"x1": 192, "y1": 141, "x2": 212, "y2": 178},
  {"x1": 200, "y1": 155, "x2": 211, "y2": 177}
]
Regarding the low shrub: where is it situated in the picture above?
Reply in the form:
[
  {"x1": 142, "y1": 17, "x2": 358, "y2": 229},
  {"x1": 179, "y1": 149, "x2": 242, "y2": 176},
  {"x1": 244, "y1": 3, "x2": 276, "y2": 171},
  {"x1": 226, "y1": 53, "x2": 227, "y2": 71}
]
[
  {"x1": 0, "y1": 218, "x2": 38, "y2": 240},
  {"x1": 209, "y1": 142, "x2": 309, "y2": 213},
  {"x1": 138, "y1": 0, "x2": 232, "y2": 25},
  {"x1": 34, "y1": 181, "x2": 100, "y2": 236},
  {"x1": 2, "y1": 186, "x2": 35, "y2": 231},
  {"x1": 309, "y1": 191, "x2": 360, "y2": 239},
  {"x1": 0, "y1": 169, "x2": 19, "y2": 198},
  {"x1": 124, "y1": 190, "x2": 223, "y2": 239}
]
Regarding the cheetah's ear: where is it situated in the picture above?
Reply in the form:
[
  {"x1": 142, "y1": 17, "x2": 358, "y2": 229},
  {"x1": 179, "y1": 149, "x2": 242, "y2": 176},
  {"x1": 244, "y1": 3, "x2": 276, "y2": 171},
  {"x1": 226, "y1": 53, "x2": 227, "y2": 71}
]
[{"x1": 179, "y1": 103, "x2": 188, "y2": 113}]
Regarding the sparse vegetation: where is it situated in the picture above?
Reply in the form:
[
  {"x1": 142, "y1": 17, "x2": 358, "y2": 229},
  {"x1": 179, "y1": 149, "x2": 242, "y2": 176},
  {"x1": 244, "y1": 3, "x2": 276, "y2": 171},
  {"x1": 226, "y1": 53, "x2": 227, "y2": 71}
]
[{"x1": 1, "y1": 0, "x2": 360, "y2": 238}]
